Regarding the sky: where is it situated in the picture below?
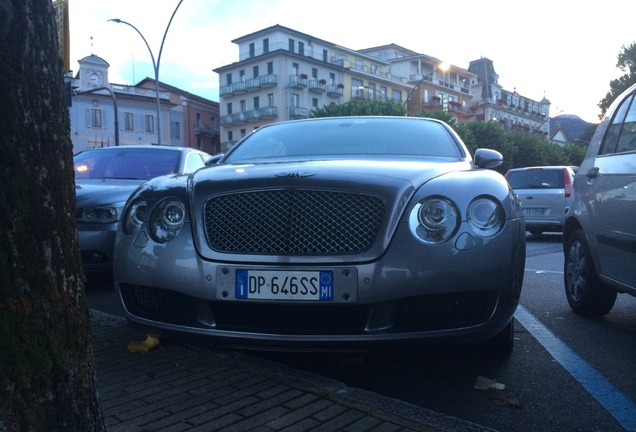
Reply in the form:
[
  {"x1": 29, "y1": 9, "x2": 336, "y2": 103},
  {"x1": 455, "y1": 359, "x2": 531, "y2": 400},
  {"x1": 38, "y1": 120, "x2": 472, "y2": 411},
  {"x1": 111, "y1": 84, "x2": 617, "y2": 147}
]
[{"x1": 67, "y1": 0, "x2": 636, "y2": 124}]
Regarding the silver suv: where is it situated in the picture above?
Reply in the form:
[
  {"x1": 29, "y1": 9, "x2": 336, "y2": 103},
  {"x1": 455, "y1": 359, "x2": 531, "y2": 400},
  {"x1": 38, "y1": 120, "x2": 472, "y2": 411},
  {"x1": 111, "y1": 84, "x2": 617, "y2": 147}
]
[
  {"x1": 505, "y1": 166, "x2": 576, "y2": 236},
  {"x1": 563, "y1": 83, "x2": 636, "y2": 316}
]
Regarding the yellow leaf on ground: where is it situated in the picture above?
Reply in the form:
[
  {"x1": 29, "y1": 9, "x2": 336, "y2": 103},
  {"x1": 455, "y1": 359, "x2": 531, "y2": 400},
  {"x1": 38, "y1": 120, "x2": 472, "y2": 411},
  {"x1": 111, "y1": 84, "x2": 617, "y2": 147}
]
[{"x1": 127, "y1": 334, "x2": 160, "y2": 353}]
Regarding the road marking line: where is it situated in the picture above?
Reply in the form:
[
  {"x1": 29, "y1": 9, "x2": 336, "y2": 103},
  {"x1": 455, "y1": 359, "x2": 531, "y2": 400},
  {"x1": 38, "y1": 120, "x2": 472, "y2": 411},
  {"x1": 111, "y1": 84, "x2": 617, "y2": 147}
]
[
  {"x1": 515, "y1": 305, "x2": 636, "y2": 432},
  {"x1": 525, "y1": 268, "x2": 563, "y2": 275}
]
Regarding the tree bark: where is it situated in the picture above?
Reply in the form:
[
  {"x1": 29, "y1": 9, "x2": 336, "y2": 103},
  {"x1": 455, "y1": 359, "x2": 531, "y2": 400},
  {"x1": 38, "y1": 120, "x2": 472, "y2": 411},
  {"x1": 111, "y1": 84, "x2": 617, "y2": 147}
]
[{"x1": 0, "y1": 1, "x2": 106, "y2": 430}]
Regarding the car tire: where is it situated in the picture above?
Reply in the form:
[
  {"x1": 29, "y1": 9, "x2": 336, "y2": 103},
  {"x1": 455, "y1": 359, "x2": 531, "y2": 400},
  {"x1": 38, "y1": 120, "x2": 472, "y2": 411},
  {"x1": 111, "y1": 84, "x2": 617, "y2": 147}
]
[
  {"x1": 485, "y1": 319, "x2": 514, "y2": 358},
  {"x1": 564, "y1": 229, "x2": 617, "y2": 317}
]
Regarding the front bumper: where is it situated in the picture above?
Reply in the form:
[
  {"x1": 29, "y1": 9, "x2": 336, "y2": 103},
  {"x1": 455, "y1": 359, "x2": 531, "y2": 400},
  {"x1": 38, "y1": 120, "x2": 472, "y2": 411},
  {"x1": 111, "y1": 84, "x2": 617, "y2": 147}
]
[{"x1": 114, "y1": 216, "x2": 525, "y2": 348}]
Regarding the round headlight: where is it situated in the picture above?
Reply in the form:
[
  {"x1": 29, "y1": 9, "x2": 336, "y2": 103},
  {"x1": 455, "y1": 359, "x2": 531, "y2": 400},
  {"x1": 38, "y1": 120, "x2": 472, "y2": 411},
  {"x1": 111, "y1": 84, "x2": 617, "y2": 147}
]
[
  {"x1": 467, "y1": 197, "x2": 504, "y2": 237},
  {"x1": 150, "y1": 199, "x2": 186, "y2": 242},
  {"x1": 409, "y1": 197, "x2": 459, "y2": 244},
  {"x1": 123, "y1": 200, "x2": 147, "y2": 235}
]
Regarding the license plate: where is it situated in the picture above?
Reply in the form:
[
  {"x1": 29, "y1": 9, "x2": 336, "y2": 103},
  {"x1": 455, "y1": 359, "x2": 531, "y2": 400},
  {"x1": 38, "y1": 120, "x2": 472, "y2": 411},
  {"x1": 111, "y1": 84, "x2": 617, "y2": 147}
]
[
  {"x1": 235, "y1": 270, "x2": 333, "y2": 301},
  {"x1": 522, "y1": 208, "x2": 546, "y2": 216}
]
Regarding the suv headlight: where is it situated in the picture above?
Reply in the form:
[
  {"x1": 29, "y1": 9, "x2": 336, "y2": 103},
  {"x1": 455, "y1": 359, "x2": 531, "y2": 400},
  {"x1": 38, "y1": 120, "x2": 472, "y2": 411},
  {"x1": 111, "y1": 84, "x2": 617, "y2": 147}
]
[
  {"x1": 409, "y1": 197, "x2": 460, "y2": 244},
  {"x1": 149, "y1": 198, "x2": 186, "y2": 243}
]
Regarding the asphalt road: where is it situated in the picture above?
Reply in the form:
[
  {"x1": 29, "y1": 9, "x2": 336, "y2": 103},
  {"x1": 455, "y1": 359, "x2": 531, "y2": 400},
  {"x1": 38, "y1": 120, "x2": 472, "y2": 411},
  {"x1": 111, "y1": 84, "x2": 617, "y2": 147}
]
[{"x1": 86, "y1": 234, "x2": 636, "y2": 432}]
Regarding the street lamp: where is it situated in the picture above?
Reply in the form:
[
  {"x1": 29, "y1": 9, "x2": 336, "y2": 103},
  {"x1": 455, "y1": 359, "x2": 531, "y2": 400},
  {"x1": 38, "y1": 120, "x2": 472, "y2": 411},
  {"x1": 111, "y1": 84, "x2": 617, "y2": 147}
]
[
  {"x1": 403, "y1": 62, "x2": 450, "y2": 108},
  {"x1": 109, "y1": 0, "x2": 183, "y2": 145}
]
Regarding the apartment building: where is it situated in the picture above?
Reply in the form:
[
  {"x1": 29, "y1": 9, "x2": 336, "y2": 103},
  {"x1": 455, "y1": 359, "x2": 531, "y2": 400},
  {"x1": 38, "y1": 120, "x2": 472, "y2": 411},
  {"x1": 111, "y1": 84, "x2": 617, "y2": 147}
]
[{"x1": 213, "y1": 25, "x2": 551, "y2": 151}]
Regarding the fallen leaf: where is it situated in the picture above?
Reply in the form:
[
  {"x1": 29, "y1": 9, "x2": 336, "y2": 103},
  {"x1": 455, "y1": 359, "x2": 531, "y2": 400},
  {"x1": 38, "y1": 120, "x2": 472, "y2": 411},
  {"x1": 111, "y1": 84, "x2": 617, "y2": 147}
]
[
  {"x1": 490, "y1": 395, "x2": 523, "y2": 409},
  {"x1": 473, "y1": 376, "x2": 505, "y2": 390},
  {"x1": 127, "y1": 334, "x2": 161, "y2": 353}
]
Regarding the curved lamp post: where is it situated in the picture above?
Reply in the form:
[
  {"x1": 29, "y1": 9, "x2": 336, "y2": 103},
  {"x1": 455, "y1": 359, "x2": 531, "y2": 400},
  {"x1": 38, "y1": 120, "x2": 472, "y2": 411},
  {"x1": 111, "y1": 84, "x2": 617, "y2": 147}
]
[
  {"x1": 108, "y1": 0, "x2": 183, "y2": 145},
  {"x1": 403, "y1": 62, "x2": 450, "y2": 109}
]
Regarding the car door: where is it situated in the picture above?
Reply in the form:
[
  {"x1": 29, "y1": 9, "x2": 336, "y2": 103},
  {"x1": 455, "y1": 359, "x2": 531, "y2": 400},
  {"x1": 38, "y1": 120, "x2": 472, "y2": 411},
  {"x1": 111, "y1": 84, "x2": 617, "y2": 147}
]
[{"x1": 585, "y1": 90, "x2": 636, "y2": 290}]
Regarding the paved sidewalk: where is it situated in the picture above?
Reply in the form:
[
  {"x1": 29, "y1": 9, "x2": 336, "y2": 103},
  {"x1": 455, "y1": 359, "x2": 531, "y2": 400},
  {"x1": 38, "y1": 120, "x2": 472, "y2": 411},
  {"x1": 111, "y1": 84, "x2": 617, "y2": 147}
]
[{"x1": 91, "y1": 310, "x2": 498, "y2": 432}]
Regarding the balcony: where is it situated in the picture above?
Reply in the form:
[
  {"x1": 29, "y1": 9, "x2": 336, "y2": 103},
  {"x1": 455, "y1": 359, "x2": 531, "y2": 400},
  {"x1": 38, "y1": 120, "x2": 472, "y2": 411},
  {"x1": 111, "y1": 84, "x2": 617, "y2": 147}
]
[
  {"x1": 245, "y1": 77, "x2": 260, "y2": 91},
  {"x1": 422, "y1": 97, "x2": 443, "y2": 110},
  {"x1": 326, "y1": 84, "x2": 344, "y2": 98},
  {"x1": 231, "y1": 81, "x2": 247, "y2": 94},
  {"x1": 231, "y1": 112, "x2": 247, "y2": 124},
  {"x1": 260, "y1": 106, "x2": 277, "y2": 119},
  {"x1": 259, "y1": 74, "x2": 277, "y2": 88},
  {"x1": 194, "y1": 123, "x2": 220, "y2": 137},
  {"x1": 289, "y1": 75, "x2": 308, "y2": 89},
  {"x1": 290, "y1": 106, "x2": 310, "y2": 119},
  {"x1": 245, "y1": 109, "x2": 261, "y2": 122},
  {"x1": 308, "y1": 79, "x2": 326, "y2": 93}
]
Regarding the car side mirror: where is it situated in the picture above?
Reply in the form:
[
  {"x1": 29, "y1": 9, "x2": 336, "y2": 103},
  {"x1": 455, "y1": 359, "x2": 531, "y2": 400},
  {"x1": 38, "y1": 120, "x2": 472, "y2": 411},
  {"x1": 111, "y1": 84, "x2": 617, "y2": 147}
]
[
  {"x1": 205, "y1": 154, "x2": 224, "y2": 166},
  {"x1": 474, "y1": 148, "x2": 503, "y2": 169}
]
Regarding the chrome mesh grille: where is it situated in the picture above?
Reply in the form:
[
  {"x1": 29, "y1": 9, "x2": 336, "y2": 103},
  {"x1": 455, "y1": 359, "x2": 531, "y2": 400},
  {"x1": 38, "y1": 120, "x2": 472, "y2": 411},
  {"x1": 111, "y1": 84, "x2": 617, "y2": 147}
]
[{"x1": 204, "y1": 190, "x2": 385, "y2": 255}]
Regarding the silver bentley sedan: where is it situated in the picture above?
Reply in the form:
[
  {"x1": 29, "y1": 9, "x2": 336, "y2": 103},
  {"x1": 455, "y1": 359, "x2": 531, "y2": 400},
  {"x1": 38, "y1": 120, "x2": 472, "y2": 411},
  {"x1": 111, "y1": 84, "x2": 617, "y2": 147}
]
[{"x1": 113, "y1": 116, "x2": 526, "y2": 355}]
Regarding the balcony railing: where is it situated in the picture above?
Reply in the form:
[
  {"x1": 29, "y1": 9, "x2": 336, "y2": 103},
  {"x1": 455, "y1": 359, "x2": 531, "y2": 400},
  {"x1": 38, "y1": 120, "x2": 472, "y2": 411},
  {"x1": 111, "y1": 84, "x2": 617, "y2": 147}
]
[
  {"x1": 290, "y1": 106, "x2": 310, "y2": 119},
  {"x1": 289, "y1": 75, "x2": 308, "y2": 89},
  {"x1": 326, "y1": 84, "x2": 344, "y2": 97},
  {"x1": 308, "y1": 79, "x2": 326, "y2": 93}
]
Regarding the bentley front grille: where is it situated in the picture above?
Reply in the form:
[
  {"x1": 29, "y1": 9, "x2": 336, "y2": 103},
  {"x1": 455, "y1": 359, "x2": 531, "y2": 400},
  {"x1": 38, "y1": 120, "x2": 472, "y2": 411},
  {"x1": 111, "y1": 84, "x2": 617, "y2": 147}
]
[{"x1": 204, "y1": 190, "x2": 385, "y2": 255}]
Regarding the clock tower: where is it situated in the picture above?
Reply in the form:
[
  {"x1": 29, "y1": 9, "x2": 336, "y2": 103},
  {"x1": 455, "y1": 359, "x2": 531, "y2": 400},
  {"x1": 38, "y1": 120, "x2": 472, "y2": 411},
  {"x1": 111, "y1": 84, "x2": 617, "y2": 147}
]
[{"x1": 78, "y1": 55, "x2": 110, "y2": 89}]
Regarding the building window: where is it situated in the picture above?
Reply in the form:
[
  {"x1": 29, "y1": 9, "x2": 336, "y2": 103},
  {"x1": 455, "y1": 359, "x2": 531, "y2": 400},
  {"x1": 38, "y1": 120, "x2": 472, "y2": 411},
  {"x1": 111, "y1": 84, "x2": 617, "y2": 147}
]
[
  {"x1": 267, "y1": 61, "x2": 273, "y2": 75},
  {"x1": 263, "y1": 38, "x2": 269, "y2": 53},
  {"x1": 288, "y1": 38, "x2": 295, "y2": 53},
  {"x1": 227, "y1": 103, "x2": 233, "y2": 115},
  {"x1": 124, "y1": 112, "x2": 134, "y2": 131},
  {"x1": 196, "y1": 137, "x2": 202, "y2": 149},
  {"x1": 312, "y1": 68, "x2": 318, "y2": 79},
  {"x1": 240, "y1": 100, "x2": 246, "y2": 112},
  {"x1": 170, "y1": 121, "x2": 180, "y2": 139},
  {"x1": 240, "y1": 128, "x2": 247, "y2": 138},
  {"x1": 329, "y1": 73, "x2": 335, "y2": 84},
  {"x1": 239, "y1": 70, "x2": 244, "y2": 81},
  {"x1": 225, "y1": 73, "x2": 232, "y2": 85},
  {"x1": 312, "y1": 98, "x2": 318, "y2": 108},
  {"x1": 90, "y1": 108, "x2": 102, "y2": 128},
  {"x1": 323, "y1": 49, "x2": 328, "y2": 62},
  {"x1": 249, "y1": 43, "x2": 255, "y2": 57},
  {"x1": 145, "y1": 115, "x2": 154, "y2": 133},
  {"x1": 253, "y1": 65, "x2": 259, "y2": 78},
  {"x1": 391, "y1": 89, "x2": 402, "y2": 102},
  {"x1": 298, "y1": 41, "x2": 304, "y2": 56},
  {"x1": 292, "y1": 63, "x2": 299, "y2": 75},
  {"x1": 196, "y1": 112, "x2": 201, "y2": 126},
  {"x1": 254, "y1": 96, "x2": 260, "y2": 109},
  {"x1": 268, "y1": 93, "x2": 274, "y2": 107},
  {"x1": 228, "y1": 131, "x2": 233, "y2": 142}
]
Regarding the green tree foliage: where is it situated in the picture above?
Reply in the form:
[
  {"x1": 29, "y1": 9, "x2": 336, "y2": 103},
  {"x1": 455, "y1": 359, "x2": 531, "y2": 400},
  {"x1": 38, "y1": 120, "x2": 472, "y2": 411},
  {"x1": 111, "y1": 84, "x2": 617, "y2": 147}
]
[
  {"x1": 598, "y1": 42, "x2": 636, "y2": 119},
  {"x1": 309, "y1": 100, "x2": 407, "y2": 117}
]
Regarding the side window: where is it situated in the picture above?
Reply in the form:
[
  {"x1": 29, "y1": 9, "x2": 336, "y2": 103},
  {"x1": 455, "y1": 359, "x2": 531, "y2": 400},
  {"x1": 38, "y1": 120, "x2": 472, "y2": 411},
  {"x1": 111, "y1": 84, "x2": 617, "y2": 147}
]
[
  {"x1": 184, "y1": 153, "x2": 205, "y2": 173},
  {"x1": 600, "y1": 93, "x2": 635, "y2": 155}
]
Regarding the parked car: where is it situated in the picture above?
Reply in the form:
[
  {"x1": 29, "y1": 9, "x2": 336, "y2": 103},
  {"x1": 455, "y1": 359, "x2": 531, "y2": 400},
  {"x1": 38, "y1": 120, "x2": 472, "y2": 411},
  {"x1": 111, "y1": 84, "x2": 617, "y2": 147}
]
[
  {"x1": 505, "y1": 166, "x2": 576, "y2": 235},
  {"x1": 114, "y1": 117, "x2": 526, "y2": 354},
  {"x1": 74, "y1": 145, "x2": 212, "y2": 274},
  {"x1": 563, "y1": 83, "x2": 636, "y2": 316}
]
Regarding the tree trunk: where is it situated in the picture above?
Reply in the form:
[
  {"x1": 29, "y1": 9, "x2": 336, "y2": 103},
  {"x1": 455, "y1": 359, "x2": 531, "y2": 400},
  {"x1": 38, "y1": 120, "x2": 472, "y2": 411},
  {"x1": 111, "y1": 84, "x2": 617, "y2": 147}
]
[{"x1": 0, "y1": 1, "x2": 106, "y2": 430}]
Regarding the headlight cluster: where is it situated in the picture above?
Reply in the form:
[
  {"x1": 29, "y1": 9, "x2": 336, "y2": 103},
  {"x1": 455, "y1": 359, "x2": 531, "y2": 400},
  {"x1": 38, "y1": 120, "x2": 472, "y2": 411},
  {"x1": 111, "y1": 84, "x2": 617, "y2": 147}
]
[
  {"x1": 77, "y1": 204, "x2": 122, "y2": 224},
  {"x1": 123, "y1": 198, "x2": 186, "y2": 243},
  {"x1": 409, "y1": 196, "x2": 504, "y2": 244}
]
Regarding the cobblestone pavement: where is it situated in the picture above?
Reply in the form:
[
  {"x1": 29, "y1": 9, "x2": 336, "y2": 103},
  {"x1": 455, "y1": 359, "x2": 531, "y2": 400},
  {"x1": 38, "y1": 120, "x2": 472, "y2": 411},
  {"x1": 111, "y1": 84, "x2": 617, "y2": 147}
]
[{"x1": 92, "y1": 310, "x2": 498, "y2": 432}]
